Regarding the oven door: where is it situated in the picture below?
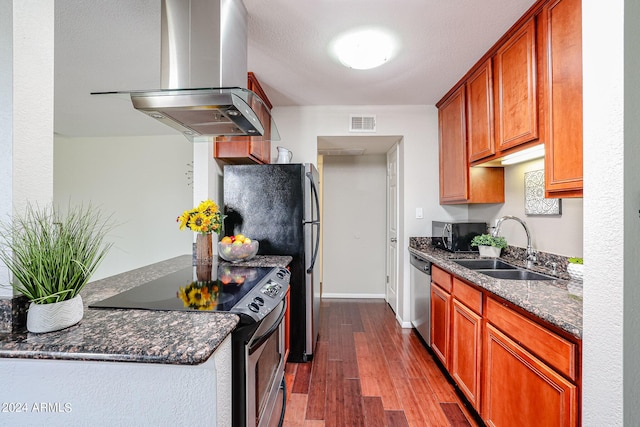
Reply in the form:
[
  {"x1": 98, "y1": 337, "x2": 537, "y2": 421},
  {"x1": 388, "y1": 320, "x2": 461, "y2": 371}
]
[{"x1": 246, "y1": 299, "x2": 287, "y2": 427}]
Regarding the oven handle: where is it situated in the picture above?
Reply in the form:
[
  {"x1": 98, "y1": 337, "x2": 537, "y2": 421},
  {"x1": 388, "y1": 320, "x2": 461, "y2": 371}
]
[{"x1": 248, "y1": 298, "x2": 287, "y2": 355}]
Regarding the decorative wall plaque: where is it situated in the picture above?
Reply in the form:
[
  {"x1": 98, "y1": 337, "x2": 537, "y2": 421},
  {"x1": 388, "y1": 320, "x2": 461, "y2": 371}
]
[{"x1": 524, "y1": 170, "x2": 561, "y2": 215}]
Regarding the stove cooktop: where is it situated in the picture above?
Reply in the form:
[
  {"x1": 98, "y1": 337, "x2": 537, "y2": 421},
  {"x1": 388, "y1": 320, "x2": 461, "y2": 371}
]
[{"x1": 89, "y1": 264, "x2": 289, "y2": 322}]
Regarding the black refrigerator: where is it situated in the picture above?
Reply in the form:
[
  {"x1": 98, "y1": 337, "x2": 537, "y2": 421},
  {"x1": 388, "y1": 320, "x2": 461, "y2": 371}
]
[{"x1": 223, "y1": 163, "x2": 320, "y2": 362}]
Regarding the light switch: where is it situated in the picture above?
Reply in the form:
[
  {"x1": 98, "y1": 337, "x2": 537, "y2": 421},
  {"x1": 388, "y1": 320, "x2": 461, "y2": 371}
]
[{"x1": 416, "y1": 207, "x2": 423, "y2": 219}]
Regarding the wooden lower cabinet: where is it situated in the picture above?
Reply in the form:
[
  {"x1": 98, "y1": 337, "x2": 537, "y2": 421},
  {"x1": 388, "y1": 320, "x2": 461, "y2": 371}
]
[
  {"x1": 428, "y1": 265, "x2": 579, "y2": 426},
  {"x1": 482, "y1": 323, "x2": 577, "y2": 427},
  {"x1": 451, "y1": 298, "x2": 482, "y2": 408},
  {"x1": 430, "y1": 283, "x2": 451, "y2": 368}
]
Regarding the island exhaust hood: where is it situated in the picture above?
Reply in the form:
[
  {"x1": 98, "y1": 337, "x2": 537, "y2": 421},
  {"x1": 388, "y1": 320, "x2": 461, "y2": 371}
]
[{"x1": 93, "y1": 0, "x2": 278, "y2": 142}]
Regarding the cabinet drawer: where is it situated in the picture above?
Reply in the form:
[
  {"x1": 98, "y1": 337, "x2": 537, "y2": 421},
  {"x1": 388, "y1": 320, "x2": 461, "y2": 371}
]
[
  {"x1": 486, "y1": 298, "x2": 576, "y2": 380},
  {"x1": 431, "y1": 265, "x2": 452, "y2": 293},
  {"x1": 453, "y1": 278, "x2": 482, "y2": 314}
]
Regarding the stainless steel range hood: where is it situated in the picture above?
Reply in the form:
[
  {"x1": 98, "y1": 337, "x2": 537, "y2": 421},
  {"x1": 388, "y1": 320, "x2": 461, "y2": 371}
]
[{"x1": 93, "y1": 0, "x2": 278, "y2": 142}]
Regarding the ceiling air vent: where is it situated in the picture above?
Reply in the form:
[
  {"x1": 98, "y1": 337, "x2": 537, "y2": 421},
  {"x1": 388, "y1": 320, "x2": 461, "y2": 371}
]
[{"x1": 350, "y1": 114, "x2": 376, "y2": 132}]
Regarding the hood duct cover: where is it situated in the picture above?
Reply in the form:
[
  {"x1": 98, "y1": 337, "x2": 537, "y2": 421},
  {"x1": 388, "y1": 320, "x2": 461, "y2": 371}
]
[{"x1": 93, "y1": 0, "x2": 278, "y2": 142}]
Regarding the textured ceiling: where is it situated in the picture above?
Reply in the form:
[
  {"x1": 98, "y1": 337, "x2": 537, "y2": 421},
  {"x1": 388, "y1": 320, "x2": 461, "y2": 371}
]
[
  {"x1": 244, "y1": 0, "x2": 537, "y2": 106},
  {"x1": 53, "y1": 0, "x2": 536, "y2": 138}
]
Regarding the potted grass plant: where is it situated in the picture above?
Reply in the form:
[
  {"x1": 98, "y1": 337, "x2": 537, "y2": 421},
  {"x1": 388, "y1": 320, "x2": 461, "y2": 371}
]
[
  {"x1": 0, "y1": 202, "x2": 114, "y2": 333},
  {"x1": 471, "y1": 233, "x2": 508, "y2": 258}
]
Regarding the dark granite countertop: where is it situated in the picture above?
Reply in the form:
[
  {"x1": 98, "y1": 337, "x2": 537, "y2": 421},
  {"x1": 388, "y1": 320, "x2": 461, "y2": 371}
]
[
  {"x1": 409, "y1": 240, "x2": 582, "y2": 339},
  {"x1": 0, "y1": 254, "x2": 292, "y2": 365}
]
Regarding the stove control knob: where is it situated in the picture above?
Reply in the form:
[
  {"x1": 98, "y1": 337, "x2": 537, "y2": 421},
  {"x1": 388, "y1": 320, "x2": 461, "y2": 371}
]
[
  {"x1": 248, "y1": 302, "x2": 260, "y2": 313},
  {"x1": 254, "y1": 296, "x2": 265, "y2": 306}
]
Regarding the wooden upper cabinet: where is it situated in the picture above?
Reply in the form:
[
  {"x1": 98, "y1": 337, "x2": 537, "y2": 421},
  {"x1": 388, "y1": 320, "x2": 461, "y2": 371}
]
[
  {"x1": 214, "y1": 72, "x2": 272, "y2": 164},
  {"x1": 494, "y1": 19, "x2": 538, "y2": 151},
  {"x1": 540, "y1": 0, "x2": 583, "y2": 198},
  {"x1": 439, "y1": 86, "x2": 469, "y2": 203},
  {"x1": 466, "y1": 59, "x2": 496, "y2": 162},
  {"x1": 438, "y1": 86, "x2": 505, "y2": 205}
]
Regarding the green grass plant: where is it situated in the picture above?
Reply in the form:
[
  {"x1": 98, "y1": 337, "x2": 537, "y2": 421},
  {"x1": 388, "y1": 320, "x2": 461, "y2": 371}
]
[{"x1": 0, "y1": 203, "x2": 114, "y2": 304}]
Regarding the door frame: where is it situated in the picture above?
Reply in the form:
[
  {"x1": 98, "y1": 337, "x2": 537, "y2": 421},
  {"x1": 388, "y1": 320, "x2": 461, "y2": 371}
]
[{"x1": 386, "y1": 143, "x2": 400, "y2": 315}]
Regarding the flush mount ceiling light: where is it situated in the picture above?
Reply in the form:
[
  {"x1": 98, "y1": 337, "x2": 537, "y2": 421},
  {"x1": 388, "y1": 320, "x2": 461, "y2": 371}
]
[{"x1": 332, "y1": 28, "x2": 396, "y2": 70}]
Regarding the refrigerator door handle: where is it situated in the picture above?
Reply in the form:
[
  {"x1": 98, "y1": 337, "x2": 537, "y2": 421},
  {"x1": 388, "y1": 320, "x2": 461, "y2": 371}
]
[
  {"x1": 307, "y1": 221, "x2": 320, "y2": 274},
  {"x1": 306, "y1": 171, "x2": 321, "y2": 274},
  {"x1": 306, "y1": 171, "x2": 320, "y2": 222}
]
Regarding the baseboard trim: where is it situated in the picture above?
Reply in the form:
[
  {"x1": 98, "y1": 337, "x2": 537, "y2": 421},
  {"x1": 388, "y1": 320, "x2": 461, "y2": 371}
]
[{"x1": 321, "y1": 293, "x2": 386, "y2": 299}]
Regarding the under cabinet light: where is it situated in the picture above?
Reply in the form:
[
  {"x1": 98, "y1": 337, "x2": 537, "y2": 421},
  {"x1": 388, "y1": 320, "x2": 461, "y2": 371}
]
[{"x1": 501, "y1": 145, "x2": 545, "y2": 165}]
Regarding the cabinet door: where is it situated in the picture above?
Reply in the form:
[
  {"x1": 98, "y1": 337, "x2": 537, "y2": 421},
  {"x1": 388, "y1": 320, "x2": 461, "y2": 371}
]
[
  {"x1": 467, "y1": 59, "x2": 495, "y2": 162},
  {"x1": 541, "y1": 0, "x2": 583, "y2": 198},
  {"x1": 439, "y1": 86, "x2": 468, "y2": 203},
  {"x1": 482, "y1": 324, "x2": 577, "y2": 427},
  {"x1": 430, "y1": 283, "x2": 451, "y2": 368},
  {"x1": 451, "y1": 298, "x2": 482, "y2": 409},
  {"x1": 494, "y1": 19, "x2": 538, "y2": 151}
]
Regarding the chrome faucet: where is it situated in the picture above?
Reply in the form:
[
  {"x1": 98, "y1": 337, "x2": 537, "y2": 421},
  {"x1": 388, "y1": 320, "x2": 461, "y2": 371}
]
[{"x1": 492, "y1": 215, "x2": 537, "y2": 269}]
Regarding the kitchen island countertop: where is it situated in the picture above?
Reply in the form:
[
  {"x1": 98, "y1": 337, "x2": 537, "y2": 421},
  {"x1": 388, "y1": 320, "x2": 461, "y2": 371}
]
[
  {"x1": 409, "y1": 240, "x2": 582, "y2": 339},
  {"x1": 0, "y1": 254, "x2": 292, "y2": 365}
]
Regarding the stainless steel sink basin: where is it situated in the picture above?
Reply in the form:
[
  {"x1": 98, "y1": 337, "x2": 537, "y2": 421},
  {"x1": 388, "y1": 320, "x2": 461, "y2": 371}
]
[
  {"x1": 453, "y1": 259, "x2": 517, "y2": 270},
  {"x1": 479, "y1": 269, "x2": 555, "y2": 281},
  {"x1": 453, "y1": 259, "x2": 555, "y2": 281}
]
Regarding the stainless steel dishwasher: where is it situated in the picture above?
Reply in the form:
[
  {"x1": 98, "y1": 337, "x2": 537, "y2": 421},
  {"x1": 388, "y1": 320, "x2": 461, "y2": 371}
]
[{"x1": 410, "y1": 253, "x2": 432, "y2": 345}]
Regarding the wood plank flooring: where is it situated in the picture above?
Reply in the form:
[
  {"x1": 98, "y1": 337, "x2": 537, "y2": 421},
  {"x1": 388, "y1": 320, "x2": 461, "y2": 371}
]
[{"x1": 283, "y1": 299, "x2": 482, "y2": 427}]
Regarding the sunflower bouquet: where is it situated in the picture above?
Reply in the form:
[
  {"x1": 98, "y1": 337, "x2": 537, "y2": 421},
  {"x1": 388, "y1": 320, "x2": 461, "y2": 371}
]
[{"x1": 177, "y1": 199, "x2": 223, "y2": 235}]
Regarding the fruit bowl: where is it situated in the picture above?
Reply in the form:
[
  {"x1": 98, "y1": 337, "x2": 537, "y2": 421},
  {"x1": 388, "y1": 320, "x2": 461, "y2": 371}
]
[{"x1": 218, "y1": 240, "x2": 259, "y2": 263}]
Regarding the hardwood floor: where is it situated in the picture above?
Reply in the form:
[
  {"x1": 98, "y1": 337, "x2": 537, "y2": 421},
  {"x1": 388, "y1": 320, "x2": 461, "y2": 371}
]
[{"x1": 283, "y1": 299, "x2": 482, "y2": 427}]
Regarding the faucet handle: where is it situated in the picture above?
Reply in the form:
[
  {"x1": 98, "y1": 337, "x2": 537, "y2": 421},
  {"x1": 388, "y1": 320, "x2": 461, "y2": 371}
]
[{"x1": 545, "y1": 261, "x2": 558, "y2": 275}]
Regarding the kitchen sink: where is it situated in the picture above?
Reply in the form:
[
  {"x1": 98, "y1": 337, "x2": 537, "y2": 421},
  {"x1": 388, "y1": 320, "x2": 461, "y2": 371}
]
[
  {"x1": 453, "y1": 259, "x2": 555, "y2": 281},
  {"x1": 477, "y1": 269, "x2": 555, "y2": 281},
  {"x1": 453, "y1": 259, "x2": 517, "y2": 270}
]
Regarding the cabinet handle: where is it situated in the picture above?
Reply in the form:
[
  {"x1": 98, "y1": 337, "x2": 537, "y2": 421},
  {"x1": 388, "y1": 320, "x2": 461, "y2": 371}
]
[{"x1": 390, "y1": 237, "x2": 397, "y2": 243}]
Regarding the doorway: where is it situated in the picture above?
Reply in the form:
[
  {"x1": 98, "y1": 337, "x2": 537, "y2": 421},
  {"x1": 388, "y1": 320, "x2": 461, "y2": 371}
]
[{"x1": 317, "y1": 136, "x2": 402, "y2": 306}]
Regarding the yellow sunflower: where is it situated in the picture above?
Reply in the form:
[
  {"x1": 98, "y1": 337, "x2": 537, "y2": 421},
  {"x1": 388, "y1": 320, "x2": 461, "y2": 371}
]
[
  {"x1": 176, "y1": 211, "x2": 190, "y2": 231},
  {"x1": 188, "y1": 212, "x2": 212, "y2": 233},
  {"x1": 198, "y1": 199, "x2": 219, "y2": 215}
]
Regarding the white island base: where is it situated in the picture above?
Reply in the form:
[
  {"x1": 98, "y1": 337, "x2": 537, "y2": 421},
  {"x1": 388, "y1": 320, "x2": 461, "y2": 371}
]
[{"x1": 0, "y1": 335, "x2": 232, "y2": 427}]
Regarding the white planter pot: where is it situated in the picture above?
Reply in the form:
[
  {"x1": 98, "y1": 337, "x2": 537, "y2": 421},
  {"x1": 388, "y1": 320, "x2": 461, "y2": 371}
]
[
  {"x1": 567, "y1": 263, "x2": 583, "y2": 281},
  {"x1": 27, "y1": 295, "x2": 84, "y2": 333},
  {"x1": 478, "y1": 245, "x2": 502, "y2": 258}
]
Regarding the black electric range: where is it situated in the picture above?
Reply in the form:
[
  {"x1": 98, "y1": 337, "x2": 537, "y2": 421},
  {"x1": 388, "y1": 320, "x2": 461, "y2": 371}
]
[{"x1": 89, "y1": 263, "x2": 290, "y2": 324}]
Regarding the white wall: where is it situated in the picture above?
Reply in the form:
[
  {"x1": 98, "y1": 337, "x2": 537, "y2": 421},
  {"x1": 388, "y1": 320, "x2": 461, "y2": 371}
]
[
  {"x1": 0, "y1": 1, "x2": 54, "y2": 297},
  {"x1": 54, "y1": 135, "x2": 194, "y2": 280},
  {"x1": 582, "y1": 1, "x2": 630, "y2": 425},
  {"x1": 0, "y1": 0, "x2": 12, "y2": 296},
  {"x1": 271, "y1": 105, "x2": 449, "y2": 323},
  {"x1": 322, "y1": 155, "x2": 387, "y2": 297},
  {"x1": 469, "y1": 158, "x2": 583, "y2": 257}
]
